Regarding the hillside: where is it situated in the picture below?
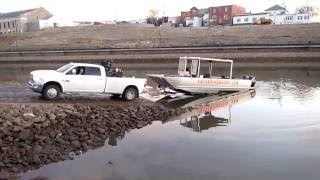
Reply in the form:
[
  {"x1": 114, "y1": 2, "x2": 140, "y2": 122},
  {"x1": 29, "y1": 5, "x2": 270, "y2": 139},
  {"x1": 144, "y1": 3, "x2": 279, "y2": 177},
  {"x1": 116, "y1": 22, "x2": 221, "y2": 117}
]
[{"x1": 0, "y1": 23, "x2": 319, "y2": 50}]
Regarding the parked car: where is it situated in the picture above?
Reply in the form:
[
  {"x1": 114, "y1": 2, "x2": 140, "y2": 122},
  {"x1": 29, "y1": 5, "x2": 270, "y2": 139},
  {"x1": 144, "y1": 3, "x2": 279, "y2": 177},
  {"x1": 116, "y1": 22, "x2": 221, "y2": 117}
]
[{"x1": 28, "y1": 63, "x2": 147, "y2": 100}]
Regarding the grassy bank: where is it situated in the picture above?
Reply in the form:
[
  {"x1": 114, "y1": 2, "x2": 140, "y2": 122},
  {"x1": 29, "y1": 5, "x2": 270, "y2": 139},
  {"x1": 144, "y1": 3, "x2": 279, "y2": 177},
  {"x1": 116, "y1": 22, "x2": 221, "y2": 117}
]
[{"x1": 0, "y1": 23, "x2": 319, "y2": 50}]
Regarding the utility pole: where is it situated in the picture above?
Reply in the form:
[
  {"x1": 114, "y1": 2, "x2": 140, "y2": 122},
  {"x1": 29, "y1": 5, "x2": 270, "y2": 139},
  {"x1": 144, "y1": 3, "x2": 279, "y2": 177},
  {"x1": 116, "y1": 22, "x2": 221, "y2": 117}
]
[{"x1": 15, "y1": 20, "x2": 18, "y2": 49}]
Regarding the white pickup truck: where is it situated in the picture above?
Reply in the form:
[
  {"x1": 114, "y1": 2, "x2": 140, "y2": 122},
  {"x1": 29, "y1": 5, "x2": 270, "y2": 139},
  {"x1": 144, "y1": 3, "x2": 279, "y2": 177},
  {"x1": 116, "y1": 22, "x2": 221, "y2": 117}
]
[{"x1": 28, "y1": 63, "x2": 147, "y2": 100}]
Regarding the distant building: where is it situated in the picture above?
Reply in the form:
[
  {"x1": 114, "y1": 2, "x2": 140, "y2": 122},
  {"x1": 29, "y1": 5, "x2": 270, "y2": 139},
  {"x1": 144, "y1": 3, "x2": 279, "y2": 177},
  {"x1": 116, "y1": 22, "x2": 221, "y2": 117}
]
[
  {"x1": 121, "y1": 19, "x2": 147, "y2": 24},
  {"x1": 271, "y1": 13, "x2": 312, "y2": 25},
  {"x1": 168, "y1": 17, "x2": 177, "y2": 24},
  {"x1": 192, "y1": 17, "x2": 203, "y2": 27},
  {"x1": 266, "y1": 4, "x2": 313, "y2": 24},
  {"x1": 198, "y1": 9, "x2": 209, "y2": 26},
  {"x1": 180, "y1": 7, "x2": 208, "y2": 27},
  {"x1": 233, "y1": 4, "x2": 317, "y2": 26},
  {"x1": 103, "y1": 21, "x2": 117, "y2": 24},
  {"x1": 190, "y1": 7, "x2": 199, "y2": 17},
  {"x1": 128, "y1": 19, "x2": 140, "y2": 24},
  {"x1": 181, "y1": 11, "x2": 191, "y2": 18},
  {"x1": 0, "y1": 7, "x2": 52, "y2": 34},
  {"x1": 184, "y1": 17, "x2": 192, "y2": 26},
  {"x1": 208, "y1": 5, "x2": 246, "y2": 26},
  {"x1": 73, "y1": 21, "x2": 93, "y2": 26},
  {"x1": 233, "y1": 13, "x2": 270, "y2": 25}
]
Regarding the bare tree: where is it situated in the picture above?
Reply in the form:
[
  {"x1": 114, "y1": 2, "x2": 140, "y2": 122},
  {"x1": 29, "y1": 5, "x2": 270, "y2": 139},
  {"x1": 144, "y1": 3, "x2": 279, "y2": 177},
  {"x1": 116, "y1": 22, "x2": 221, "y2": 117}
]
[
  {"x1": 296, "y1": 6, "x2": 319, "y2": 17},
  {"x1": 149, "y1": 9, "x2": 159, "y2": 18}
]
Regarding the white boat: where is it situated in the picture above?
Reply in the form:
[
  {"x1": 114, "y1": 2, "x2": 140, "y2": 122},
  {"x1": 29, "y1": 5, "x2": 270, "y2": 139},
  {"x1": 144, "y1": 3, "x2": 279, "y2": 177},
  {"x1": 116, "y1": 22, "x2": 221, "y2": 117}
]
[{"x1": 147, "y1": 57, "x2": 256, "y2": 94}]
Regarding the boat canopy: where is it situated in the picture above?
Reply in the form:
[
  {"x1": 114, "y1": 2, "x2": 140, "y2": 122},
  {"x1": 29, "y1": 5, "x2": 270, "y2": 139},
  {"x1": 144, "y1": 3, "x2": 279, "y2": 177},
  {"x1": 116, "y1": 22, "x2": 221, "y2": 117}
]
[{"x1": 178, "y1": 57, "x2": 234, "y2": 79}]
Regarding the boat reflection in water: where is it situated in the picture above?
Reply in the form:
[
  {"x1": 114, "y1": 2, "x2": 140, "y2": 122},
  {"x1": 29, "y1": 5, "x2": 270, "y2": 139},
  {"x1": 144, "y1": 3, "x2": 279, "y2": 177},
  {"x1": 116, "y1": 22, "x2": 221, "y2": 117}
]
[
  {"x1": 180, "y1": 114, "x2": 229, "y2": 133},
  {"x1": 163, "y1": 90, "x2": 256, "y2": 132}
]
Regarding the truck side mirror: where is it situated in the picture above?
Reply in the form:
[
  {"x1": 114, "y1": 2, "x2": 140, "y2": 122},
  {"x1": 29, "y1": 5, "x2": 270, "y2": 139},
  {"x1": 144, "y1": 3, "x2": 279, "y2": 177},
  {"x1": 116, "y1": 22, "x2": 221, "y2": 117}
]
[{"x1": 72, "y1": 69, "x2": 77, "y2": 75}]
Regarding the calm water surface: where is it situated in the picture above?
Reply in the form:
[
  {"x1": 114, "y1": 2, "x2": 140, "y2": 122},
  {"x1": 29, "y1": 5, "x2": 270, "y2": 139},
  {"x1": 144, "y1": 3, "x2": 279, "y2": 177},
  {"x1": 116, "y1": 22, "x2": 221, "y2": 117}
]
[{"x1": 1, "y1": 63, "x2": 320, "y2": 180}]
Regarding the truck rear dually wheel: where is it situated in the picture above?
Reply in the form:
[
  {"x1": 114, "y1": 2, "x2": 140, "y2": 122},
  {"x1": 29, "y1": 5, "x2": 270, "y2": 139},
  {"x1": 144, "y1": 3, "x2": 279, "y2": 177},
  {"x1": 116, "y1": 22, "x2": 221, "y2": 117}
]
[
  {"x1": 43, "y1": 85, "x2": 60, "y2": 100},
  {"x1": 122, "y1": 87, "x2": 138, "y2": 101}
]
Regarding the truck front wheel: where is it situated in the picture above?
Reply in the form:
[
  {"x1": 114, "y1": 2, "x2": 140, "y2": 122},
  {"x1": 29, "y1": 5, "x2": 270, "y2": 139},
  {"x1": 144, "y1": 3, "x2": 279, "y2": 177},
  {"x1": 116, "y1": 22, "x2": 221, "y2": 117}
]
[
  {"x1": 122, "y1": 87, "x2": 138, "y2": 101},
  {"x1": 43, "y1": 85, "x2": 61, "y2": 100}
]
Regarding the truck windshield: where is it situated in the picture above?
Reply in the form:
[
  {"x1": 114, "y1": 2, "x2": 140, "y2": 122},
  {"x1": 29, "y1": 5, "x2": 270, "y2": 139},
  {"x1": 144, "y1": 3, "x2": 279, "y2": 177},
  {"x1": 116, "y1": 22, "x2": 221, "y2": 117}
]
[{"x1": 56, "y1": 64, "x2": 73, "y2": 73}]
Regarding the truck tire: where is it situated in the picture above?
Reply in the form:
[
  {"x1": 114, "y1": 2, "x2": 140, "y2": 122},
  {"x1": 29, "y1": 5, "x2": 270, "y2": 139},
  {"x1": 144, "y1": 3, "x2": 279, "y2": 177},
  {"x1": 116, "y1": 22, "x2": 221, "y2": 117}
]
[
  {"x1": 43, "y1": 85, "x2": 60, "y2": 100},
  {"x1": 122, "y1": 87, "x2": 138, "y2": 101}
]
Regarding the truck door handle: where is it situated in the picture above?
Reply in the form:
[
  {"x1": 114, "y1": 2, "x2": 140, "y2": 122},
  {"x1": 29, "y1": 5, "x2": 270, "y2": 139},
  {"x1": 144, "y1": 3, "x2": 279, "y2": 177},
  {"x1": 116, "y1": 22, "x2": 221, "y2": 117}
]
[{"x1": 64, "y1": 80, "x2": 70, "y2": 82}]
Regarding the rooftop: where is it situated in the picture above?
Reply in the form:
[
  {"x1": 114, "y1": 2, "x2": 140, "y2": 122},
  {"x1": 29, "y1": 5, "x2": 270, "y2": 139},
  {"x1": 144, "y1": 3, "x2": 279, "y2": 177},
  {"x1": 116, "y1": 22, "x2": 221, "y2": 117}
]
[
  {"x1": 190, "y1": 7, "x2": 198, "y2": 11},
  {"x1": 0, "y1": 7, "x2": 52, "y2": 20},
  {"x1": 0, "y1": 8, "x2": 36, "y2": 19},
  {"x1": 265, "y1": 4, "x2": 286, "y2": 11},
  {"x1": 235, "y1": 12, "x2": 269, "y2": 17}
]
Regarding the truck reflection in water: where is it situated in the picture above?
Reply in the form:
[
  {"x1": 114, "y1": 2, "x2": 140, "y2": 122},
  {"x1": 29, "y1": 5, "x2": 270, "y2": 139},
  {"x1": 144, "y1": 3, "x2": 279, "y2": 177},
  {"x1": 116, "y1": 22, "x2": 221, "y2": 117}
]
[{"x1": 165, "y1": 90, "x2": 256, "y2": 132}]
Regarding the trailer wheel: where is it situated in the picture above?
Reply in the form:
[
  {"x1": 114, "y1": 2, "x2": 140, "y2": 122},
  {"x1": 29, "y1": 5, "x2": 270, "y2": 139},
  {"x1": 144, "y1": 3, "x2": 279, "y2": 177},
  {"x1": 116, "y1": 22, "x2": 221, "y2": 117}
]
[
  {"x1": 122, "y1": 87, "x2": 138, "y2": 101},
  {"x1": 43, "y1": 85, "x2": 60, "y2": 100}
]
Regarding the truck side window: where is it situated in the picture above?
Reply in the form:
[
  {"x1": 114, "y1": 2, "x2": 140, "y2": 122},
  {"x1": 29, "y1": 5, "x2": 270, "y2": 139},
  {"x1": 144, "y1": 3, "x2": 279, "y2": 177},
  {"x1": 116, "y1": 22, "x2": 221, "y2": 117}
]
[
  {"x1": 84, "y1": 67, "x2": 101, "y2": 76},
  {"x1": 66, "y1": 67, "x2": 78, "y2": 75},
  {"x1": 66, "y1": 66, "x2": 85, "y2": 75}
]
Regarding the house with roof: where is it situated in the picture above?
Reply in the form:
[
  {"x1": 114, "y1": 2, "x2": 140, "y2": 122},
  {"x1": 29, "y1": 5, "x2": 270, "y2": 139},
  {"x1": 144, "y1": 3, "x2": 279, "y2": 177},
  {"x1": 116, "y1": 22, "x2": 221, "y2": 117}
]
[
  {"x1": 233, "y1": 12, "x2": 270, "y2": 25},
  {"x1": 271, "y1": 13, "x2": 312, "y2": 25},
  {"x1": 267, "y1": 4, "x2": 315, "y2": 25},
  {"x1": 233, "y1": 4, "x2": 316, "y2": 26},
  {"x1": 0, "y1": 7, "x2": 52, "y2": 34}
]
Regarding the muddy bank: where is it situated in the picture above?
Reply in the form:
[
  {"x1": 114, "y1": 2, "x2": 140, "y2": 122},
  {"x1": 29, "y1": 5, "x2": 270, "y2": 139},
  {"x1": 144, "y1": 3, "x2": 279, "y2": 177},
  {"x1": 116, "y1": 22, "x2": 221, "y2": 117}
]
[{"x1": 0, "y1": 103, "x2": 187, "y2": 179}]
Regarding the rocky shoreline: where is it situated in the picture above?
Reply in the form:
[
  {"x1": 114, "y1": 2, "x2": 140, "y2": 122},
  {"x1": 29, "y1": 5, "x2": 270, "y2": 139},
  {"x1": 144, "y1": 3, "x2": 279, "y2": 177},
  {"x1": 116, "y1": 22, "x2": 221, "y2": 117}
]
[{"x1": 0, "y1": 103, "x2": 186, "y2": 179}]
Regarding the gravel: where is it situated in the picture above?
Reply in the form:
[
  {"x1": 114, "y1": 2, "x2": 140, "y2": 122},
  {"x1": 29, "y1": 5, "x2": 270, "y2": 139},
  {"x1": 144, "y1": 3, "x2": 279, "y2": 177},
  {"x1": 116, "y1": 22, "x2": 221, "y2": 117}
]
[{"x1": 0, "y1": 103, "x2": 187, "y2": 178}]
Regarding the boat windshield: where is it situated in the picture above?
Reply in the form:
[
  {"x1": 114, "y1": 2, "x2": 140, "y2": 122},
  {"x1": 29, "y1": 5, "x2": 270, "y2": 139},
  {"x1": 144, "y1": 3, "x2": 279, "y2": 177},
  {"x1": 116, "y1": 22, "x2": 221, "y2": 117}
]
[
  {"x1": 56, "y1": 63, "x2": 73, "y2": 73},
  {"x1": 191, "y1": 59, "x2": 199, "y2": 76},
  {"x1": 178, "y1": 57, "x2": 200, "y2": 77},
  {"x1": 178, "y1": 58, "x2": 187, "y2": 74}
]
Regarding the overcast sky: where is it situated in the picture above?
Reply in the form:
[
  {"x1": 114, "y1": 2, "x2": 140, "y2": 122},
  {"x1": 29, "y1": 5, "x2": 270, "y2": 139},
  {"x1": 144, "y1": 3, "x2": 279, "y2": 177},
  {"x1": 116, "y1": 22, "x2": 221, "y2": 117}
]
[{"x1": 0, "y1": 0, "x2": 318, "y2": 21}]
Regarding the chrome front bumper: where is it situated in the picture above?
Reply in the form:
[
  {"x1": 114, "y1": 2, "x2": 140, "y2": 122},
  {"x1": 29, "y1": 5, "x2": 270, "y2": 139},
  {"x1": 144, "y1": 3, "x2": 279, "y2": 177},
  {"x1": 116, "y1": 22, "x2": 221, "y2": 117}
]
[{"x1": 28, "y1": 81, "x2": 43, "y2": 93}]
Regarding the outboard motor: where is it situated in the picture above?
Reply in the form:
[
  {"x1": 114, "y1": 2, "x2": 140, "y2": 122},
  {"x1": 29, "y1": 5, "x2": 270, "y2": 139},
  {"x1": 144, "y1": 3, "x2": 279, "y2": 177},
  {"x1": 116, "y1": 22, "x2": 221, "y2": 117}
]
[
  {"x1": 101, "y1": 60, "x2": 112, "y2": 68},
  {"x1": 242, "y1": 75, "x2": 256, "y2": 87},
  {"x1": 249, "y1": 76, "x2": 256, "y2": 87}
]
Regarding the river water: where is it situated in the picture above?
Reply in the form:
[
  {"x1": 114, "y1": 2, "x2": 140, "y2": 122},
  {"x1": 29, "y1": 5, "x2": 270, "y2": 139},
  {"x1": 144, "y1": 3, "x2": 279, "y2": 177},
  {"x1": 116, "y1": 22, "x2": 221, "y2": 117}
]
[{"x1": 1, "y1": 63, "x2": 320, "y2": 180}]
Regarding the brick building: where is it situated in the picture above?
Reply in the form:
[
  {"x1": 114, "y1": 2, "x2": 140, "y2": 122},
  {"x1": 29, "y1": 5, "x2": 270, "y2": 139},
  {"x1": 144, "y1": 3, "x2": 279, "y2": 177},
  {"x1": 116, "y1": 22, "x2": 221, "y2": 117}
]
[
  {"x1": 0, "y1": 7, "x2": 52, "y2": 34},
  {"x1": 208, "y1": 5, "x2": 246, "y2": 26},
  {"x1": 181, "y1": 7, "x2": 199, "y2": 18}
]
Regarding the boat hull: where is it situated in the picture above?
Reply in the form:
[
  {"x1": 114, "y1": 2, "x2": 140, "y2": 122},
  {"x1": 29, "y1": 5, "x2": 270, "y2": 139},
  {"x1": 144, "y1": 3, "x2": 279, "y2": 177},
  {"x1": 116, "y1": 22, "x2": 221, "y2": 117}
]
[{"x1": 147, "y1": 74, "x2": 255, "y2": 94}]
